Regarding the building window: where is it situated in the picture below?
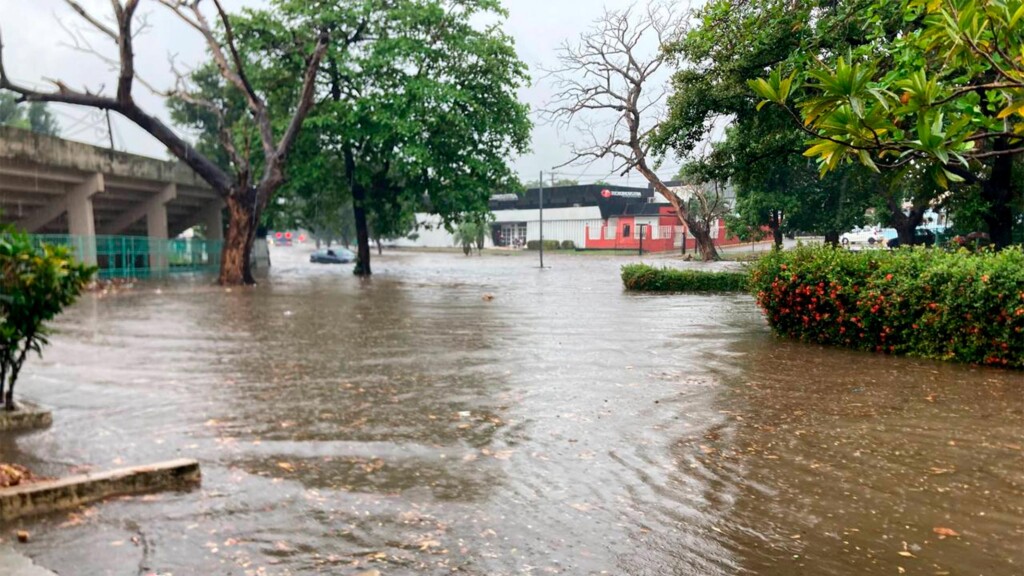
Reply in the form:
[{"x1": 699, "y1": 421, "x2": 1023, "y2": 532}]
[{"x1": 623, "y1": 224, "x2": 631, "y2": 238}]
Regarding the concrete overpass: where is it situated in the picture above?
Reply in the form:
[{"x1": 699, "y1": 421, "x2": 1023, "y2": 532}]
[{"x1": 0, "y1": 126, "x2": 223, "y2": 267}]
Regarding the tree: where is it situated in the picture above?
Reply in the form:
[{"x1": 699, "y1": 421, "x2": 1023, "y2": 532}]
[
  {"x1": 237, "y1": 0, "x2": 529, "y2": 276},
  {"x1": 524, "y1": 178, "x2": 579, "y2": 188},
  {"x1": 751, "y1": 0, "x2": 1023, "y2": 246},
  {"x1": 453, "y1": 217, "x2": 487, "y2": 255},
  {"x1": 546, "y1": 4, "x2": 720, "y2": 260},
  {"x1": 0, "y1": 231, "x2": 94, "y2": 410},
  {"x1": 0, "y1": 92, "x2": 59, "y2": 135},
  {"x1": 654, "y1": 0, "x2": 892, "y2": 247},
  {"x1": 674, "y1": 164, "x2": 733, "y2": 251},
  {"x1": 0, "y1": 0, "x2": 339, "y2": 285}
]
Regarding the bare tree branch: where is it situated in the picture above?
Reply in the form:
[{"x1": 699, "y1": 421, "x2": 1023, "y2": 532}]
[
  {"x1": 544, "y1": 2, "x2": 720, "y2": 258},
  {"x1": 64, "y1": 0, "x2": 118, "y2": 41}
]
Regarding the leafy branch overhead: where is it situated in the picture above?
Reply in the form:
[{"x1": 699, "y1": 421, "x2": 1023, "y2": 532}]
[{"x1": 750, "y1": 0, "x2": 1024, "y2": 185}]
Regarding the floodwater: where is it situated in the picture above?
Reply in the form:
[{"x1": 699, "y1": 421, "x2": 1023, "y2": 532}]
[{"x1": 2, "y1": 249, "x2": 1021, "y2": 575}]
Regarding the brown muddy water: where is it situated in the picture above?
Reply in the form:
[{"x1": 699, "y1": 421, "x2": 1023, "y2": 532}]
[{"x1": 1, "y1": 249, "x2": 1021, "y2": 575}]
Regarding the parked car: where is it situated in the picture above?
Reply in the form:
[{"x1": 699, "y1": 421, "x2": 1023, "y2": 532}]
[
  {"x1": 840, "y1": 226, "x2": 885, "y2": 249},
  {"x1": 886, "y1": 228, "x2": 937, "y2": 249},
  {"x1": 310, "y1": 248, "x2": 355, "y2": 264}
]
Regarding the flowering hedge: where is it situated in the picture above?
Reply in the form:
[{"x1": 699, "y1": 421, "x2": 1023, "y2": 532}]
[
  {"x1": 749, "y1": 245, "x2": 1024, "y2": 369},
  {"x1": 622, "y1": 264, "x2": 749, "y2": 293}
]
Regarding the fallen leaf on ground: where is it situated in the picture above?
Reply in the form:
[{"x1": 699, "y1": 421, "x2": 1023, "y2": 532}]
[
  {"x1": 932, "y1": 527, "x2": 960, "y2": 537},
  {"x1": 277, "y1": 462, "x2": 295, "y2": 472}
]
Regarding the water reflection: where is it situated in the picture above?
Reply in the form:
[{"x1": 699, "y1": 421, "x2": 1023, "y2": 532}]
[
  {"x1": 700, "y1": 338, "x2": 1024, "y2": 575},
  {"x1": 0, "y1": 250, "x2": 1019, "y2": 575}
]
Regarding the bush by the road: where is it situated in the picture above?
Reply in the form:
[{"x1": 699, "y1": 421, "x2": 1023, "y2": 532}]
[
  {"x1": 526, "y1": 240, "x2": 563, "y2": 251},
  {"x1": 0, "y1": 231, "x2": 96, "y2": 408},
  {"x1": 749, "y1": 245, "x2": 1024, "y2": 369},
  {"x1": 621, "y1": 264, "x2": 749, "y2": 293}
]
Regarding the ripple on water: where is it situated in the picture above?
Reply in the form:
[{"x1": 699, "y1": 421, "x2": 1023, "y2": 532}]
[{"x1": 4, "y1": 250, "x2": 1021, "y2": 575}]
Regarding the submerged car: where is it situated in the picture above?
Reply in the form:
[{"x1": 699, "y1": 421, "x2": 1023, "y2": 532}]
[{"x1": 310, "y1": 248, "x2": 355, "y2": 264}]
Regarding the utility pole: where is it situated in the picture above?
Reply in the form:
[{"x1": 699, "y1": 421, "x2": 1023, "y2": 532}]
[
  {"x1": 539, "y1": 170, "x2": 544, "y2": 269},
  {"x1": 105, "y1": 110, "x2": 115, "y2": 151}
]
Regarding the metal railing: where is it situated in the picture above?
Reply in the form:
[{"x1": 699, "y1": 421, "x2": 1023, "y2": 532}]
[{"x1": 28, "y1": 234, "x2": 223, "y2": 279}]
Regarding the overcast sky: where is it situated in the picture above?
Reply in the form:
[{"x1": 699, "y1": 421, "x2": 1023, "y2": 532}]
[{"x1": 0, "y1": 0, "x2": 696, "y2": 186}]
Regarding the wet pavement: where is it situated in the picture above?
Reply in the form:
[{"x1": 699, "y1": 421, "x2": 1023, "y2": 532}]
[{"x1": 1, "y1": 249, "x2": 1021, "y2": 575}]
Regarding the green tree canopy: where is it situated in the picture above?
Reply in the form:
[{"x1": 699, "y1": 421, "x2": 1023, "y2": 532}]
[
  {"x1": 750, "y1": 0, "x2": 1023, "y2": 246},
  {"x1": 0, "y1": 91, "x2": 59, "y2": 136},
  {"x1": 655, "y1": 0, "x2": 887, "y2": 245},
  {"x1": 187, "y1": 0, "x2": 530, "y2": 274}
]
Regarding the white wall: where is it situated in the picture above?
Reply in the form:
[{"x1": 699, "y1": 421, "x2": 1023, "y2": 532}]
[
  {"x1": 389, "y1": 214, "x2": 468, "y2": 248},
  {"x1": 389, "y1": 206, "x2": 609, "y2": 248}
]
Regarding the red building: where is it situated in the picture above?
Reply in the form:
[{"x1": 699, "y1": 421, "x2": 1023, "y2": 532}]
[{"x1": 487, "y1": 184, "x2": 743, "y2": 253}]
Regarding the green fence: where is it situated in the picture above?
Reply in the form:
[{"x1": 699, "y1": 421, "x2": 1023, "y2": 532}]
[{"x1": 28, "y1": 235, "x2": 223, "y2": 279}]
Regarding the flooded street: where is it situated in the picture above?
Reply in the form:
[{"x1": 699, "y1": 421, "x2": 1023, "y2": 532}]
[{"x1": 3, "y1": 249, "x2": 1022, "y2": 575}]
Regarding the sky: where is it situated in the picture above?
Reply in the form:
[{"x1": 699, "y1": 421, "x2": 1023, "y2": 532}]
[{"x1": 0, "y1": 0, "x2": 697, "y2": 187}]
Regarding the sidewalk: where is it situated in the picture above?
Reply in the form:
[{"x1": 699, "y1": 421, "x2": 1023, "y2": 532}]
[{"x1": 0, "y1": 545, "x2": 56, "y2": 576}]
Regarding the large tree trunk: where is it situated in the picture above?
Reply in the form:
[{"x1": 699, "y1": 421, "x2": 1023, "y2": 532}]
[
  {"x1": 345, "y1": 149, "x2": 372, "y2": 276},
  {"x1": 634, "y1": 162, "x2": 720, "y2": 260},
  {"x1": 352, "y1": 183, "x2": 372, "y2": 276},
  {"x1": 887, "y1": 198, "x2": 926, "y2": 247},
  {"x1": 981, "y1": 143, "x2": 1016, "y2": 249},
  {"x1": 685, "y1": 215, "x2": 719, "y2": 261},
  {"x1": 219, "y1": 188, "x2": 261, "y2": 286},
  {"x1": 824, "y1": 230, "x2": 840, "y2": 247},
  {"x1": 4, "y1": 379, "x2": 13, "y2": 411},
  {"x1": 769, "y1": 210, "x2": 783, "y2": 248}
]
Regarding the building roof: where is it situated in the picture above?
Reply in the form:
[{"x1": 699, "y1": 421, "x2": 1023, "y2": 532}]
[{"x1": 490, "y1": 184, "x2": 654, "y2": 219}]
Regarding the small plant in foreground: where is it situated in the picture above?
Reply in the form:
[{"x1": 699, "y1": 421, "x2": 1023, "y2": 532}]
[{"x1": 0, "y1": 232, "x2": 95, "y2": 409}]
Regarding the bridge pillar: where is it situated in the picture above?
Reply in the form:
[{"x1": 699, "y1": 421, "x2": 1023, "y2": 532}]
[
  {"x1": 67, "y1": 173, "x2": 104, "y2": 266},
  {"x1": 146, "y1": 184, "x2": 176, "y2": 273},
  {"x1": 201, "y1": 202, "x2": 224, "y2": 241}
]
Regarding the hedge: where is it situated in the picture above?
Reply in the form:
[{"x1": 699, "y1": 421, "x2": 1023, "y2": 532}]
[
  {"x1": 526, "y1": 240, "x2": 563, "y2": 251},
  {"x1": 749, "y1": 245, "x2": 1024, "y2": 369},
  {"x1": 621, "y1": 264, "x2": 749, "y2": 293}
]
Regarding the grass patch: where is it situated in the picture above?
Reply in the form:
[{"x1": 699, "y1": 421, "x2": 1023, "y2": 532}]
[{"x1": 621, "y1": 263, "x2": 749, "y2": 293}]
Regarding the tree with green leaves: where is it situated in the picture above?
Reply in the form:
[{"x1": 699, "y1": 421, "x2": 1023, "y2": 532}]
[
  {"x1": 524, "y1": 178, "x2": 579, "y2": 188},
  {"x1": 1, "y1": 1, "x2": 340, "y2": 285},
  {"x1": 751, "y1": 0, "x2": 1023, "y2": 246},
  {"x1": 0, "y1": 91, "x2": 59, "y2": 135},
  {"x1": 213, "y1": 0, "x2": 530, "y2": 276},
  {"x1": 453, "y1": 216, "x2": 488, "y2": 255},
  {"x1": 654, "y1": 0, "x2": 892, "y2": 247},
  {"x1": 0, "y1": 231, "x2": 94, "y2": 410}
]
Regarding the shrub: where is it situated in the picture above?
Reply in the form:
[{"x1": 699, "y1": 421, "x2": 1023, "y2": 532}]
[
  {"x1": 526, "y1": 240, "x2": 564, "y2": 251},
  {"x1": 621, "y1": 264, "x2": 749, "y2": 292},
  {"x1": 748, "y1": 245, "x2": 1024, "y2": 369},
  {"x1": 561, "y1": 240, "x2": 576, "y2": 250},
  {"x1": 0, "y1": 232, "x2": 96, "y2": 409}
]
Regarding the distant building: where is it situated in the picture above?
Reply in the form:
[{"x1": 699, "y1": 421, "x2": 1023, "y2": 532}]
[{"x1": 394, "y1": 183, "x2": 745, "y2": 252}]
